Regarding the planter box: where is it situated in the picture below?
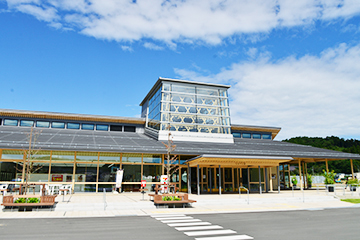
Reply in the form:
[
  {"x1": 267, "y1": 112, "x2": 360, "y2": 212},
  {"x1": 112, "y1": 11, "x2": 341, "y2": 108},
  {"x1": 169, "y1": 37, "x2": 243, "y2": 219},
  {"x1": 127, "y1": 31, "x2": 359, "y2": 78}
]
[{"x1": 350, "y1": 186, "x2": 357, "y2": 192}]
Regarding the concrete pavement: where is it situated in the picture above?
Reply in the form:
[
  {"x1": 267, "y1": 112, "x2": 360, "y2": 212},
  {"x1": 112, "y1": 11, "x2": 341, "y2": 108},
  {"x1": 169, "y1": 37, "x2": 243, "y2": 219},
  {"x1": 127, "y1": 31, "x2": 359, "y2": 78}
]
[{"x1": 1, "y1": 189, "x2": 359, "y2": 218}]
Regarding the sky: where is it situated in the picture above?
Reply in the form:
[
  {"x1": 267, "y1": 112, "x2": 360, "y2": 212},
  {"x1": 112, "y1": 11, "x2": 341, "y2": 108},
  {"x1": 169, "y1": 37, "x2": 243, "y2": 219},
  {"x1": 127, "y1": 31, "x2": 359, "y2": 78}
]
[{"x1": 1, "y1": 0, "x2": 360, "y2": 140}]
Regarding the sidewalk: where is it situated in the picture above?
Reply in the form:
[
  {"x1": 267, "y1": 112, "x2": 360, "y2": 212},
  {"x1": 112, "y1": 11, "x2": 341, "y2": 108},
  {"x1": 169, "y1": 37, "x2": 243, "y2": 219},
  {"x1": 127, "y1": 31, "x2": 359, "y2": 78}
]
[{"x1": 1, "y1": 189, "x2": 359, "y2": 219}]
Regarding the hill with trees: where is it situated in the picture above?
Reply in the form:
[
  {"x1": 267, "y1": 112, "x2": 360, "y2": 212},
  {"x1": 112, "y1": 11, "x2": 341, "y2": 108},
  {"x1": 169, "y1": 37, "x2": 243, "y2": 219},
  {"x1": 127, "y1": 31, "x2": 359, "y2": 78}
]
[{"x1": 282, "y1": 136, "x2": 360, "y2": 174}]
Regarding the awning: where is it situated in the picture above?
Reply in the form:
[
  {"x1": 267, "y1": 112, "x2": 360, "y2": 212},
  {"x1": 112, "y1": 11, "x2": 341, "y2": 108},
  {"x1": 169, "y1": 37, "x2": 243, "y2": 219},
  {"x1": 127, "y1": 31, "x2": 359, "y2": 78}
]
[{"x1": 186, "y1": 154, "x2": 293, "y2": 168}]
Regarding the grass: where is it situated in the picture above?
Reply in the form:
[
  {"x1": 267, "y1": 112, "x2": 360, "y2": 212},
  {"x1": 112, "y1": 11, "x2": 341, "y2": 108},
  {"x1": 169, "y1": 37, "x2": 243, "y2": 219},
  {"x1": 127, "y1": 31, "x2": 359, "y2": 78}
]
[{"x1": 341, "y1": 199, "x2": 360, "y2": 204}]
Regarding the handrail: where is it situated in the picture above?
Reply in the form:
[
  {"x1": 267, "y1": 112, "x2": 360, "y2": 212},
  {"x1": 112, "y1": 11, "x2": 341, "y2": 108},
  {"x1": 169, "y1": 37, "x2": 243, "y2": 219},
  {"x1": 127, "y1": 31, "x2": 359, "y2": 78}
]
[{"x1": 239, "y1": 186, "x2": 249, "y2": 204}]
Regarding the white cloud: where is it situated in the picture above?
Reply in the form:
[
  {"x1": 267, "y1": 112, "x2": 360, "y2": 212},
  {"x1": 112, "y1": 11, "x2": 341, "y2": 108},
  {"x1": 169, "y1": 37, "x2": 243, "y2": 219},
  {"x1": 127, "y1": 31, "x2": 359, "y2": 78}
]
[
  {"x1": 120, "y1": 45, "x2": 133, "y2": 52},
  {"x1": 15, "y1": 4, "x2": 58, "y2": 22},
  {"x1": 175, "y1": 43, "x2": 360, "y2": 140},
  {"x1": 4, "y1": 0, "x2": 360, "y2": 46},
  {"x1": 143, "y1": 42, "x2": 164, "y2": 50}
]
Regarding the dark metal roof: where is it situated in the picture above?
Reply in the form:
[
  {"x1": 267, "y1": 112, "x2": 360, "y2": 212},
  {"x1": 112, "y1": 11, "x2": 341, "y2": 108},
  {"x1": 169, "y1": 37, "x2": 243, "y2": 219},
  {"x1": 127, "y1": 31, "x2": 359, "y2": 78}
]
[
  {"x1": 0, "y1": 108, "x2": 145, "y2": 124},
  {"x1": 140, "y1": 77, "x2": 231, "y2": 106},
  {"x1": 1, "y1": 126, "x2": 360, "y2": 160}
]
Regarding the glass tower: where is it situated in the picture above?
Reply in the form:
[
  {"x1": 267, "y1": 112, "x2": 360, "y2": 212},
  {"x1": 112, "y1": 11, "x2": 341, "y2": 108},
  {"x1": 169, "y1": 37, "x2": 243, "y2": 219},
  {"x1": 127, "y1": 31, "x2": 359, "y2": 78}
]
[{"x1": 141, "y1": 78, "x2": 233, "y2": 143}]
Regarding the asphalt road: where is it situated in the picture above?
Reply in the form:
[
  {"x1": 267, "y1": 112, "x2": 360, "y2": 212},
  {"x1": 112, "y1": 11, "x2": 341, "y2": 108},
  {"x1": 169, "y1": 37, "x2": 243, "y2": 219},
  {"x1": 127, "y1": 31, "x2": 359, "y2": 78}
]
[{"x1": 1, "y1": 207, "x2": 359, "y2": 240}]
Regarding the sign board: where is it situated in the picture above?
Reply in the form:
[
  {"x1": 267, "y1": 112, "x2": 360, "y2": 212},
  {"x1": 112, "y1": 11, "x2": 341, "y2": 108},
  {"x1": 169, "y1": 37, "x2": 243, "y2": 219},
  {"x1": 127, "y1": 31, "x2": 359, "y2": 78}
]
[
  {"x1": 160, "y1": 175, "x2": 168, "y2": 193},
  {"x1": 52, "y1": 175, "x2": 63, "y2": 182},
  {"x1": 116, "y1": 169, "x2": 124, "y2": 188},
  {"x1": 141, "y1": 180, "x2": 146, "y2": 188}
]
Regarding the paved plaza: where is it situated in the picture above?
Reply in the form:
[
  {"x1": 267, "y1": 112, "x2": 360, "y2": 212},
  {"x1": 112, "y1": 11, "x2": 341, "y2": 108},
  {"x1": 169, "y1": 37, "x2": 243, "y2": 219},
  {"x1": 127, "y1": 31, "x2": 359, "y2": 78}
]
[{"x1": 1, "y1": 189, "x2": 359, "y2": 219}]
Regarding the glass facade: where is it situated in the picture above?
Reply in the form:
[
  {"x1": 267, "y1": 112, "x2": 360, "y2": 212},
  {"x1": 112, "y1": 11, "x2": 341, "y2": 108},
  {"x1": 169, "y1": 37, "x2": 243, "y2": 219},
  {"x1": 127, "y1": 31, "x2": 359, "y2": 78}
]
[{"x1": 147, "y1": 82, "x2": 231, "y2": 134}]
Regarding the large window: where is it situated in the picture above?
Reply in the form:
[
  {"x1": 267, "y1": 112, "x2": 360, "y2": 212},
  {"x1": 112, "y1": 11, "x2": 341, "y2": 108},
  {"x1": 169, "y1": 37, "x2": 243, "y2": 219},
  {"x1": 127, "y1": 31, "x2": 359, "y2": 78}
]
[
  {"x1": 67, "y1": 122, "x2": 80, "y2": 129},
  {"x1": 82, "y1": 123, "x2": 94, "y2": 130},
  {"x1": 1, "y1": 150, "x2": 24, "y2": 160},
  {"x1": 4, "y1": 119, "x2": 18, "y2": 126},
  {"x1": 52, "y1": 122, "x2": 65, "y2": 128},
  {"x1": 96, "y1": 124, "x2": 108, "y2": 131},
  {"x1": 122, "y1": 153, "x2": 142, "y2": 163},
  {"x1": 122, "y1": 165, "x2": 141, "y2": 182},
  {"x1": 36, "y1": 121, "x2": 50, "y2": 128},
  {"x1": 20, "y1": 120, "x2": 34, "y2": 127},
  {"x1": 153, "y1": 82, "x2": 231, "y2": 134}
]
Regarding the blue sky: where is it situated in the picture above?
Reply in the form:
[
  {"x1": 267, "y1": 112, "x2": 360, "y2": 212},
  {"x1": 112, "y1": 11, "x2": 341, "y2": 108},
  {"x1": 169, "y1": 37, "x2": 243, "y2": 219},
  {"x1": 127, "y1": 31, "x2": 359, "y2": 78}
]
[{"x1": 1, "y1": 0, "x2": 360, "y2": 140}]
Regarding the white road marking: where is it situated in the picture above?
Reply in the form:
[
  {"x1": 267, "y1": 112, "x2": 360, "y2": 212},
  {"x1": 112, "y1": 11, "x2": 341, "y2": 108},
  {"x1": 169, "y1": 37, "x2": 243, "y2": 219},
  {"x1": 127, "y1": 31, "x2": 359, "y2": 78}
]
[
  {"x1": 161, "y1": 219, "x2": 201, "y2": 223},
  {"x1": 175, "y1": 225, "x2": 223, "y2": 231},
  {"x1": 151, "y1": 214, "x2": 186, "y2": 218},
  {"x1": 155, "y1": 216, "x2": 193, "y2": 220},
  {"x1": 194, "y1": 235, "x2": 254, "y2": 240},
  {"x1": 184, "y1": 229, "x2": 237, "y2": 236},
  {"x1": 167, "y1": 222, "x2": 212, "y2": 227}
]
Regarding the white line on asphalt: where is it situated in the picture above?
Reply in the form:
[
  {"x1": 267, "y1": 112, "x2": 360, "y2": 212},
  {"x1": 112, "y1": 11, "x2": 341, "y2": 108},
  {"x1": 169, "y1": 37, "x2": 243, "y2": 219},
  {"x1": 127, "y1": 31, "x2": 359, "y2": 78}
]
[
  {"x1": 194, "y1": 235, "x2": 254, "y2": 240},
  {"x1": 184, "y1": 230, "x2": 237, "y2": 236},
  {"x1": 155, "y1": 216, "x2": 193, "y2": 220},
  {"x1": 151, "y1": 214, "x2": 186, "y2": 218},
  {"x1": 167, "y1": 222, "x2": 212, "y2": 227},
  {"x1": 175, "y1": 225, "x2": 223, "y2": 231},
  {"x1": 161, "y1": 219, "x2": 201, "y2": 223}
]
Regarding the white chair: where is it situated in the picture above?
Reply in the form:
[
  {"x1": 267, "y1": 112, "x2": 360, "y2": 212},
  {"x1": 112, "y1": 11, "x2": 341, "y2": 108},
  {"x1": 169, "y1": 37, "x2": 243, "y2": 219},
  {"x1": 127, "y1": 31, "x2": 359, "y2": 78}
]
[
  {"x1": 40, "y1": 184, "x2": 51, "y2": 195},
  {"x1": 59, "y1": 185, "x2": 72, "y2": 196},
  {"x1": 0, "y1": 184, "x2": 8, "y2": 196}
]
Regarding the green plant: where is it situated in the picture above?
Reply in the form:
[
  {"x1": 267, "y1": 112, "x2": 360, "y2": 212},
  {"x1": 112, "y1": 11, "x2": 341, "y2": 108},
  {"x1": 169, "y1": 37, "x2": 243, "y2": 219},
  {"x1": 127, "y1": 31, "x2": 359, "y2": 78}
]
[
  {"x1": 291, "y1": 176, "x2": 298, "y2": 186},
  {"x1": 307, "y1": 174, "x2": 313, "y2": 185},
  {"x1": 27, "y1": 198, "x2": 40, "y2": 203},
  {"x1": 14, "y1": 198, "x2": 26, "y2": 203},
  {"x1": 162, "y1": 196, "x2": 181, "y2": 201},
  {"x1": 162, "y1": 196, "x2": 172, "y2": 201},
  {"x1": 347, "y1": 178, "x2": 359, "y2": 187},
  {"x1": 323, "y1": 170, "x2": 336, "y2": 185}
]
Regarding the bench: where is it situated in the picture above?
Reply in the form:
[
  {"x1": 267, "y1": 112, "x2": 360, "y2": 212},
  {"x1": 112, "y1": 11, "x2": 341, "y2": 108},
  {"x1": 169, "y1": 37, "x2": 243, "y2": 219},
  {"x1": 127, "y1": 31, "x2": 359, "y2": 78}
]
[
  {"x1": 153, "y1": 193, "x2": 196, "y2": 208},
  {"x1": 1, "y1": 194, "x2": 57, "y2": 211}
]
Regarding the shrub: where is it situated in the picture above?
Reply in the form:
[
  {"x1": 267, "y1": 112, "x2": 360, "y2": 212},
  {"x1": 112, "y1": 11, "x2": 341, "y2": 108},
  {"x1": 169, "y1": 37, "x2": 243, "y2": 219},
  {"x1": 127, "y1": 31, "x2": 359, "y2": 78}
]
[
  {"x1": 323, "y1": 170, "x2": 336, "y2": 185},
  {"x1": 14, "y1": 198, "x2": 26, "y2": 203},
  {"x1": 162, "y1": 196, "x2": 181, "y2": 201},
  {"x1": 27, "y1": 198, "x2": 40, "y2": 203},
  {"x1": 347, "y1": 178, "x2": 359, "y2": 187},
  {"x1": 291, "y1": 176, "x2": 298, "y2": 186},
  {"x1": 307, "y1": 174, "x2": 313, "y2": 185}
]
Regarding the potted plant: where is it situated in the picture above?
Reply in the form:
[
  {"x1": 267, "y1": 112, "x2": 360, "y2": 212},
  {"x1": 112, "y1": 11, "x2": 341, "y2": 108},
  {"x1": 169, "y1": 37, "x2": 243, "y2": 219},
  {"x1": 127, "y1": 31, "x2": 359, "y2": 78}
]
[
  {"x1": 323, "y1": 170, "x2": 336, "y2": 192},
  {"x1": 307, "y1": 174, "x2": 313, "y2": 189},
  {"x1": 347, "y1": 178, "x2": 359, "y2": 192},
  {"x1": 291, "y1": 176, "x2": 298, "y2": 188}
]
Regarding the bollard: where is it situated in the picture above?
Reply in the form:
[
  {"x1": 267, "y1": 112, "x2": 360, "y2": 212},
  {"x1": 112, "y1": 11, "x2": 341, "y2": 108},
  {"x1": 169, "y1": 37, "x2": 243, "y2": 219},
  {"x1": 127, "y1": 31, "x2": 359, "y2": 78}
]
[{"x1": 103, "y1": 188, "x2": 107, "y2": 211}]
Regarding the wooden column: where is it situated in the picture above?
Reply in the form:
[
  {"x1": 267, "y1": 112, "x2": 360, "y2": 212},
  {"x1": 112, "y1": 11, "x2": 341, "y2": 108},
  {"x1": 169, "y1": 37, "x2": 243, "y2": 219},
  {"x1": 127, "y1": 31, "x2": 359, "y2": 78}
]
[
  {"x1": 232, "y1": 168, "x2": 235, "y2": 192},
  {"x1": 298, "y1": 159, "x2": 303, "y2": 190},
  {"x1": 302, "y1": 162, "x2": 306, "y2": 189},
  {"x1": 258, "y1": 166, "x2": 262, "y2": 194},
  {"x1": 325, "y1": 159, "x2": 329, "y2": 172},
  {"x1": 277, "y1": 166, "x2": 280, "y2": 193},
  {"x1": 218, "y1": 165, "x2": 221, "y2": 195},
  {"x1": 209, "y1": 168, "x2": 212, "y2": 193},
  {"x1": 187, "y1": 164, "x2": 191, "y2": 194},
  {"x1": 197, "y1": 165, "x2": 200, "y2": 195},
  {"x1": 350, "y1": 159, "x2": 354, "y2": 179},
  {"x1": 305, "y1": 163, "x2": 308, "y2": 188},
  {"x1": 269, "y1": 167, "x2": 273, "y2": 191},
  {"x1": 247, "y1": 168, "x2": 250, "y2": 193}
]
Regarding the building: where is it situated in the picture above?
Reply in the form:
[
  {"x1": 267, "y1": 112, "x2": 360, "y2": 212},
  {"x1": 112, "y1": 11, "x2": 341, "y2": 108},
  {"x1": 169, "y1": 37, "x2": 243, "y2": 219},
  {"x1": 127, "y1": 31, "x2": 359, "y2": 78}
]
[{"x1": 1, "y1": 77, "x2": 359, "y2": 194}]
